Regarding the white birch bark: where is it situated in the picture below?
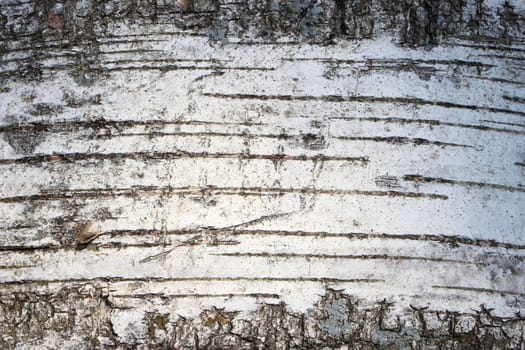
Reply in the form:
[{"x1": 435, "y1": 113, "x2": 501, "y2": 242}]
[{"x1": 0, "y1": 0, "x2": 524, "y2": 348}]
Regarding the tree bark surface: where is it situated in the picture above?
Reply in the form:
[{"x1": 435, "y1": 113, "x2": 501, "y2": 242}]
[{"x1": 0, "y1": 0, "x2": 524, "y2": 348}]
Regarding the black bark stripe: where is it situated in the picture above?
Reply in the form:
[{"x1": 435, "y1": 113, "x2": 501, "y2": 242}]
[
  {"x1": 100, "y1": 31, "x2": 208, "y2": 38},
  {"x1": 0, "y1": 119, "x2": 265, "y2": 133},
  {"x1": 0, "y1": 276, "x2": 385, "y2": 287},
  {"x1": 4, "y1": 117, "x2": 514, "y2": 135},
  {"x1": 2, "y1": 229, "x2": 523, "y2": 252},
  {"x1": 94, "y1": 65, "x2": 274, "y2": 72},
  {"x1": 109, "y1": 229, "x2": 525, "y2": 250},
  {"x1": 336, "y1": 136, "x2": 473, "y2": 148},
  {"x1": 202, "y1": 93, "x2": 525, "y2": 117},
  {"x1": 94, "y1": 131, "x2": 307, "y2": 140},
  {"x1": 283, "y1": 57, "x2": 496, "y2": 68},
  {"x1": 432, "y1": 285, "x2": 525, "y2": 297},
  {"x1": 93, "y1": 132, "x2": 472, "y2": 148},
  {"x1": 331, "y1": 116, "x2": 525, "y2": 135},
  {"x1": 213, "y1": 252, "x2": 486, "y2": 266},
  {"x1": 110, "y1": 293, "x2": 281, "y2": 299},
  {"x1": 0, "y1": 152, "x2": 369, "y2": 165},
  {"x1": 503, "y1": 95, "x2": 525, "y2": 104},
  {"x1": 479, "y1": 120, "x2": 525, "y2": 128},
  {"x1": 0, "y1": 185, "x2": 448, "y2": 203},
  {"x1": 403, "y1": 175, "x2": 525, "y2": 193}
]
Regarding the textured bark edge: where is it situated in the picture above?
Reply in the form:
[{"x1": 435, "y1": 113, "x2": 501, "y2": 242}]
[{"x1": 1, "y1": 286, "x2": 524, "y2": 349}]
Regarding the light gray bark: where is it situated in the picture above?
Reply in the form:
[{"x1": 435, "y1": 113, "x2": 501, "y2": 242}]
[{"x1": 0, "y1": 0, "x2": 524, "y2": 348}]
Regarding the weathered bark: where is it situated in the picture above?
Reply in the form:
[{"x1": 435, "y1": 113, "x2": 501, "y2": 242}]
[{"x1": 0, "y1": 0, "x2": 524, "y2": 348}]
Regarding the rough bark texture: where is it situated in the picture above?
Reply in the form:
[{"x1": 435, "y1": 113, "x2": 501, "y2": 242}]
[{"x1": 0, "y1": 0, "x2": 524, "y2": 349}]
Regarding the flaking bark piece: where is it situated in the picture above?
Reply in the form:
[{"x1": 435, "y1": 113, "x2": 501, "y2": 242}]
[
  {"x1": 48, "y1": 11, "x2": 64, "y2": 30},
  {"x1": 181, "y1": 0, "x2": 191, "y2": 13},
  {"x1": 76, "y1": 221, "x2": 102, "y2": 250}
]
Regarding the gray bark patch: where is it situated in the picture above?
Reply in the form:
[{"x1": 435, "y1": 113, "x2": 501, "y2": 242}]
[{"x1": 1, "y1": 288, "x2": 523, "y2": 349}]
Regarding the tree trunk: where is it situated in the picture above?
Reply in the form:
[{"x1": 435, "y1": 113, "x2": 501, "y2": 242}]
[{"x1": 0, "y1": 0, "x2": 524, "y2": 348}]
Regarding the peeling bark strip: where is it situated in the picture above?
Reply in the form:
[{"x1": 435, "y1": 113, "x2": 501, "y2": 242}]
[{"x1": 0, "y1": 0, "x2": 525, "y2": 348}]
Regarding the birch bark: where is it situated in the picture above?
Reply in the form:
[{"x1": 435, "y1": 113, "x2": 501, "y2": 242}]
[{"x1": 0, "y1": 0, "x2": 524, "y2": 348}]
